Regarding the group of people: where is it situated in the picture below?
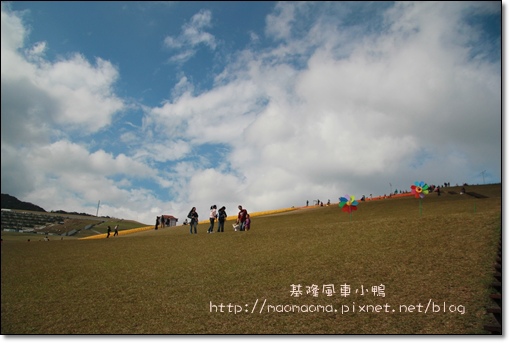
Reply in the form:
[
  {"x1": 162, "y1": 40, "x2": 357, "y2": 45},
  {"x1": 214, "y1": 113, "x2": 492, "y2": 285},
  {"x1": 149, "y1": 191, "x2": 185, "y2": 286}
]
[
  {"x1": 306, "y1": 199, "x2": 331, "y2": 207},
  {"x1": 187, "y1": 205, "x2": 251, "y2": 234},
  {"x1": 106, "y1": 225, "x2": 119, "y2": 238},
  {"x1": 154, "y1": 215, "x2": 172, "y2": 230}
]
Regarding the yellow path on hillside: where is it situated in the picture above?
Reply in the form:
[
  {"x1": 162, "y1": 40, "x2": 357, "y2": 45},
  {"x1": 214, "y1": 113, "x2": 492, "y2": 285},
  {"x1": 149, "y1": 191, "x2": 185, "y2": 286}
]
[{"x1": 79, "y1": 207, "x2": 299, "y2": 240}]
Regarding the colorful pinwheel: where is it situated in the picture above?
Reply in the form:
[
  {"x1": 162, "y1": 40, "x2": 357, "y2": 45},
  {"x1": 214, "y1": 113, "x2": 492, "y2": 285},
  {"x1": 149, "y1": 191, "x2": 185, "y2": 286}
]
[
  {"x1": 339, "y1": 195, "x2": 358, "y2": 213},
  {"x1": 410, "y1": 181, "x2": 429, "y2": 199}
]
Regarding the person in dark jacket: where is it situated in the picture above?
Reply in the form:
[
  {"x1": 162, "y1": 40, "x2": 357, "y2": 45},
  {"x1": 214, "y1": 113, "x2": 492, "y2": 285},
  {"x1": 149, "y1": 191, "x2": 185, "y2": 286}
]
[
  {"x1": 217, "y1": 206, "x2": 227, "y2": 232},
  {"x1": 188, "y1": 207, "x2": 199, "y2": 234}
]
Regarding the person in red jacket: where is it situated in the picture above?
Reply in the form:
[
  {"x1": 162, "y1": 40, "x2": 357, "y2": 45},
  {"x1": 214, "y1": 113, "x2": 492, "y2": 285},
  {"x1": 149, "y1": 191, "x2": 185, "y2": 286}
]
[{"x1": 237, "y1": 205, "x2": 248, "y2": 231}]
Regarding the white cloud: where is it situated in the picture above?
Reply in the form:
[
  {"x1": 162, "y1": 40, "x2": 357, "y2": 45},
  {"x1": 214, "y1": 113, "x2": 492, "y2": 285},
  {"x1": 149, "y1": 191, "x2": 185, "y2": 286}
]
[
  {"x1": 148, "y1": 77, "x2": 265, "y2": 146},
  {"x1": 38, "y1": 54, "x2": 124, "y2": 132},
  {"x1": 2, "y1": 34, "x2": 124, "y2": 141},
  {"x1": 183, "y1": 10, "x2": 216, "y2": 49},
  {"x1": 265, "y1": 2, "x2": 299, "y2": 41},
  {"x1": 25, "y1": 41, "x2": 47, "y2": 62},
  {"x1": 0, "y1": 2, "x2": 26, "y2": 52},
  {"x1": 164, "y1": 9, "x2": 217, "y2": 64}
]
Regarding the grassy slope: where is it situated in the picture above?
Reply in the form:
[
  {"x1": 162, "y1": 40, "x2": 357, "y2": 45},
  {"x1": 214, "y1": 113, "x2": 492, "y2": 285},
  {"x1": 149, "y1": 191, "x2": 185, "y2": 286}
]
[
  {"x1": 1, "y1": 216, "x2": 149, "y2": 241},
  {"x1": 0, "y1": 184, "x2": 501, "y2": 334}
]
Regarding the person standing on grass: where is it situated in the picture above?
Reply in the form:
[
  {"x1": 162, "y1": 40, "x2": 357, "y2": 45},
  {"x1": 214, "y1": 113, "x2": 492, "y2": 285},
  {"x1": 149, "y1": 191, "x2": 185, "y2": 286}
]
[
  {"x1": 244, "y1": 213, "x2": 251, "y2": 231},
  {"x1": 237, "y1": 205, "x2": 248, "y2": 231},
  {"x1": 113, "y1": 225, "x2": 119, "y2": 236},
  {"x1": 217, "y1": 206, "x2": 227, "y2": 232},
  {"x1": 107, "y1": 226, "x2": 112, "y2": 238},
  {"x1": 208, "y1": 205, "x2": 217, "y2": 233},
  {"x1": 188, "y1": 207, "x2": 199, "y2": 234}
]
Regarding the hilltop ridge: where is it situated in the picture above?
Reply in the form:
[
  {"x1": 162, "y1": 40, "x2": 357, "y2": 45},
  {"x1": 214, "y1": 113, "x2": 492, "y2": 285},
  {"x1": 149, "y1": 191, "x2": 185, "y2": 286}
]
[{"x1": 1, "y1": 194, "x2": 46, "y2": 212}]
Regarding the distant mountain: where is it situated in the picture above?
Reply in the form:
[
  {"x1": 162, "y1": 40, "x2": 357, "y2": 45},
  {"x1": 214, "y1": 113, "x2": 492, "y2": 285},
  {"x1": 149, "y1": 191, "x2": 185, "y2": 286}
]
[{"x1": 1, "y1": 194, "x2": 46, "y2": 212}]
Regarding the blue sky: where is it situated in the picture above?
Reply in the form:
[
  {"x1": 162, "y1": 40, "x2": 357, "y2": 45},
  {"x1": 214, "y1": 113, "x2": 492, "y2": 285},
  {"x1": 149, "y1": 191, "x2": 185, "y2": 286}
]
[{"x1": 1, "y1": 1, "x2": 502, "y2": 225}]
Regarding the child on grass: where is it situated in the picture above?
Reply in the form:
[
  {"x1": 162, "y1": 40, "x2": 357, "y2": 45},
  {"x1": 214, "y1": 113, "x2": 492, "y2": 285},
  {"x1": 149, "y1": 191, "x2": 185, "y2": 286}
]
[{"x1": 244, "y1": 214, "x2": 251, "y2": 231}]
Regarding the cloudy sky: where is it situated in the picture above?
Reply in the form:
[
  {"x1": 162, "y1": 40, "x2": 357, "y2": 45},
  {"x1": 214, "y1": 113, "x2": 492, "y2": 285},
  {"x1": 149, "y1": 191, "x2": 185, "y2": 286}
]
[{"x1": 1, "y1": 1, "x2": 502, "y2": 225}]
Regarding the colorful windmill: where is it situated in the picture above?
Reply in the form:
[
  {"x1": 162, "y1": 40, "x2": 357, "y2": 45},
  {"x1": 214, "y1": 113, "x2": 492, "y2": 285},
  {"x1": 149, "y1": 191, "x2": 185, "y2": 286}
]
[
  {"x1": 410, "y1": 181, "x2": 429, "y2": 198},
  {"x1": 339, "y1": 195, "x2": 358, "y2": 220},
  {"x1": 410, "y1": 181, "x2": 429, "y2": 216}
]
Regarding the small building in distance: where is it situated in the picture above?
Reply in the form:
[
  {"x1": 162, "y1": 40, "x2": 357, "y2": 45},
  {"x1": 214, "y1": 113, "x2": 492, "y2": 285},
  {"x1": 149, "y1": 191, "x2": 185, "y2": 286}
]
[{"x1": 161, "y1": 215, "x2": 178, "y2": 227}]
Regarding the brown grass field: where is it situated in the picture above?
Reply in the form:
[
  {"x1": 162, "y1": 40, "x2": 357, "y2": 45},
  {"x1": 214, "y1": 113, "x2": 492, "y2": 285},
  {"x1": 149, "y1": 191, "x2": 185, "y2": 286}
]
[{"x1": 0, "y1": 184, "x2": 501, "y2": 334}]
